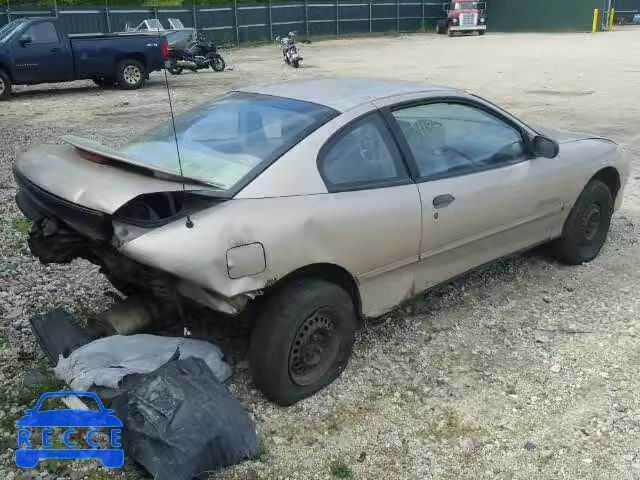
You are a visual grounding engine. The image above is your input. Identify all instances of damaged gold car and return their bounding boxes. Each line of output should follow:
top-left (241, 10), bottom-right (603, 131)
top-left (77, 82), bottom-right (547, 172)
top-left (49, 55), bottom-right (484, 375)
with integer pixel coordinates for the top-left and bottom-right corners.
top-left (14, 78), bottom-right (629, 405)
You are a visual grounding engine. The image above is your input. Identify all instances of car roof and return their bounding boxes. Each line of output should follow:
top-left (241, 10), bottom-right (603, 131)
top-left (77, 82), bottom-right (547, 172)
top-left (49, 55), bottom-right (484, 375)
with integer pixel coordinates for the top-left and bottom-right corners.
top-left (237, 77), bottom-right (456, 112)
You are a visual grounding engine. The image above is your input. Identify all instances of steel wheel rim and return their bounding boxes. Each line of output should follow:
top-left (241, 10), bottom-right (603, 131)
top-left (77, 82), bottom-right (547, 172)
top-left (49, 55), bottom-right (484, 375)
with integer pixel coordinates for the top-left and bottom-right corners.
top-left (0, 77), bottom-right (5, 95)
top-left (123, 65), bottom-right (141, 85)
top-left (288, 308), bottom-right (340, 386)
top-left (582, 203), bottom-right (602, 242)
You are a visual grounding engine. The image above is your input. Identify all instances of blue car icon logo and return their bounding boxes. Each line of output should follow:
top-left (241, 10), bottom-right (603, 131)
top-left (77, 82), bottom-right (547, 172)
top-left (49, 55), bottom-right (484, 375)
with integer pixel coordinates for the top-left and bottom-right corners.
top-left (15, 391), bottom-right (124, 469)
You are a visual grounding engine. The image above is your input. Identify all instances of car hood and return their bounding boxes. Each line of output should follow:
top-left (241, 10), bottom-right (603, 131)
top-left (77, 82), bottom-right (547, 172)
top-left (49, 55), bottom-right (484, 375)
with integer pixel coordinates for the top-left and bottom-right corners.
top-left (530, 124), bottom-right (614, 145)
top-left (14, 141), bottom-right (207, 215)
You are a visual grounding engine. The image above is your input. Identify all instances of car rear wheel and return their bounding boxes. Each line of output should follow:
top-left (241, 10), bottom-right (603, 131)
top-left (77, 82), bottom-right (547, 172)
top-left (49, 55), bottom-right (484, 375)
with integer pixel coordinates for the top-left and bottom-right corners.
top-left (553, 179), bottom-right (613, 265)
top-left (248, 279), bottom-right (357, 406)
top-left (0, 70), bottom-right (11, 101)
top-left (116, 59), bottom-right (146, 90)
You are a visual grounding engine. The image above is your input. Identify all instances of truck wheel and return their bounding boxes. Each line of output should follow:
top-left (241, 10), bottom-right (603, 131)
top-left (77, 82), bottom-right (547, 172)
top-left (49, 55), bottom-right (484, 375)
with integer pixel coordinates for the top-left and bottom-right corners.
top-left (552, 180), bottom-right (613, 265)
top-left (478, 30), bottom-right (486, 35)
top-left (0, 70), bottom-right (11, 101)
top-left (248, 279), bottom-right (357, 406)
top-left (436, 20), bottom-right (447, 34)
top-left (116, 59), bottom-right (145, 90)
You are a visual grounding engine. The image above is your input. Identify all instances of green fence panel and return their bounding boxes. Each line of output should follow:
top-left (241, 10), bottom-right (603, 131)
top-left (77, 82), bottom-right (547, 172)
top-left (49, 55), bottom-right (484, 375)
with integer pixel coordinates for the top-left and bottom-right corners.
top-left (488, 0), bottom-right (600, 32)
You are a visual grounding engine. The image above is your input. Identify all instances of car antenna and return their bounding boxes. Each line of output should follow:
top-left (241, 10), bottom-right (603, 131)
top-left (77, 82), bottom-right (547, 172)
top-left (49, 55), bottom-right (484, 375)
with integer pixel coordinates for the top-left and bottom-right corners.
top-left (162, 67), bottom-right (194, 229)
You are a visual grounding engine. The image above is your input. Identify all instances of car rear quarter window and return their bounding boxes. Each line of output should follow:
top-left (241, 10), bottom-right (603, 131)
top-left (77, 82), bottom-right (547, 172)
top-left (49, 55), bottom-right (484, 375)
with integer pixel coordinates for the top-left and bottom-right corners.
top-left (318, 112), bottom-right (408, 192)
top-left (23, 22), bottom-right (59, 44)
top-left (392, 102), bottom-right (526, 180)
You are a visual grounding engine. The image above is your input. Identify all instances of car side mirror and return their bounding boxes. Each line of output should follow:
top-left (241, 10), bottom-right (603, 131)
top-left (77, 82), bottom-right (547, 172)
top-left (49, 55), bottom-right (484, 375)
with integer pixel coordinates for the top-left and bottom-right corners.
top-left (19, 35), bottom-right (33, 46)
top-left (532, 135), bottom-right (559, 158)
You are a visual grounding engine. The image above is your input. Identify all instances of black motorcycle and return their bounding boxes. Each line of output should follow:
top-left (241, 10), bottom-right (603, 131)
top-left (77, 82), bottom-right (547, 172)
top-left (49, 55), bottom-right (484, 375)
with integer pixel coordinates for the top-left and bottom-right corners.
top-left (167, 35), bottom-right (225, 75)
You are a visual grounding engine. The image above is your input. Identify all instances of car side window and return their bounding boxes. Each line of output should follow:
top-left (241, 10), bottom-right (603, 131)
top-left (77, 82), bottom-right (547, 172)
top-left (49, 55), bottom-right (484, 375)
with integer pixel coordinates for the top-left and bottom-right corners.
top-left (319, 112), bottom-right (408, 190)
top-left (23, 22), bottom-right (59, 44)
top-left (391, 103), bottom-right (526, 180)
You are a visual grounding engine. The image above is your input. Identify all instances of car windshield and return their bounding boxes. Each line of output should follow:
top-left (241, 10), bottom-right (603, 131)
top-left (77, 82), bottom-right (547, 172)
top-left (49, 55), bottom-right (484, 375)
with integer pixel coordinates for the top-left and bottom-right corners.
top-left (120, 92), bottom-right (337, 190)
top-left (455, 2), bottom-right (477, 9)
top-left (0, 19), bottom-right (26, 42)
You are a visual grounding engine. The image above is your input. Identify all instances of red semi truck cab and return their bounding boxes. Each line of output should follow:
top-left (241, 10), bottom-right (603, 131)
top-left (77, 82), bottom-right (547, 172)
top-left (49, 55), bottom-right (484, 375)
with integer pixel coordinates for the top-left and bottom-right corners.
top-left (437, 1), bottom-right (487, 36)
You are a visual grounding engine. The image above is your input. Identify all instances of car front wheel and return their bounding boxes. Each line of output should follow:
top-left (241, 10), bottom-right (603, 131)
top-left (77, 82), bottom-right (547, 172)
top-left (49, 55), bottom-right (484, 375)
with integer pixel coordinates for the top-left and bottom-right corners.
top-left (553, 179), bottom-right (613, 265)
top-left (248, 279), bottom-right (357, 406)
top-left (0, 70), bottom-right (11, 101)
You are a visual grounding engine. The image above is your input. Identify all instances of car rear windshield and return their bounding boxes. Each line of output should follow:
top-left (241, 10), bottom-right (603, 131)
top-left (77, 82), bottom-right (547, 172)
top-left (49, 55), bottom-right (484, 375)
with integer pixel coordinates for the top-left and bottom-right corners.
top-left (120, 92), bottom-right (337, 190)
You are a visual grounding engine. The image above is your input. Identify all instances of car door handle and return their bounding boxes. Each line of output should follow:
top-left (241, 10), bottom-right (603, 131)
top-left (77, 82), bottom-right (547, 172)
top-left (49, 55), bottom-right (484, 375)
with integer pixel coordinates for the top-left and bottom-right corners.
top-left (432, 194), bottom-right (455, 209)
top-left (50, 47), bottom-right (62, 53)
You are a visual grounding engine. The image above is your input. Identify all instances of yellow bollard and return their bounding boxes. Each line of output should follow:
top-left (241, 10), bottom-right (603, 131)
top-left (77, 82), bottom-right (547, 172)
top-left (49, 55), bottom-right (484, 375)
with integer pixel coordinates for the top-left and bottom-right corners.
top-left (593, 8), bottom-right (599, 32)
top-left (609, 8), bottom-right (615, 31)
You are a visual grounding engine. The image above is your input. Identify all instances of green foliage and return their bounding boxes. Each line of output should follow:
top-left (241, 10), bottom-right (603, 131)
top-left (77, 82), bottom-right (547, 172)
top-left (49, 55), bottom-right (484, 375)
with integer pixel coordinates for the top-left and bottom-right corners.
top-left (330, 459), bottom-right (353, 479)
top-left (13, 217), bottom-right (32, 235)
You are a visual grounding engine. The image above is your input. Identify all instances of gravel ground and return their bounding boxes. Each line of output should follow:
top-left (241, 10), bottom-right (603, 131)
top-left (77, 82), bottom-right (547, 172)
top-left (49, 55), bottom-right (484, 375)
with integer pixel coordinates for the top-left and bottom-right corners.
top-left (1, 30), bottom-right (640, 480)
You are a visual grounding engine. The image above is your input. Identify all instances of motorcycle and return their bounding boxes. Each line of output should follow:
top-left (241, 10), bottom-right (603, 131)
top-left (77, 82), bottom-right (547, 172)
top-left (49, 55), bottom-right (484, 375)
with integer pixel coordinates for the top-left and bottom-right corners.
top-left (167, 34), bottom-right (226, 75)
top-left (277, 32), bottom-right (303, 68)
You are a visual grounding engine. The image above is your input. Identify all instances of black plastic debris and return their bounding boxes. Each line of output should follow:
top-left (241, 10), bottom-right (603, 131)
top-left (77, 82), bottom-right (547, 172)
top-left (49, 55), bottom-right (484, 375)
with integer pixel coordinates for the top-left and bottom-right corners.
top-left (30, 308), bottom-right (92, 364)
top-left (111, 357), bottom-right (259, 480)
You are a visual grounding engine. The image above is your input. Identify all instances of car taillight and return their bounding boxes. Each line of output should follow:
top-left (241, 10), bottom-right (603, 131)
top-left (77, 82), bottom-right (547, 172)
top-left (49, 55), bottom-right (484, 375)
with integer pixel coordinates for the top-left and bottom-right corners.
top-left (75, 147), bottom-right (110, 165)
top-left (162, 41), bottom-right (170, 59)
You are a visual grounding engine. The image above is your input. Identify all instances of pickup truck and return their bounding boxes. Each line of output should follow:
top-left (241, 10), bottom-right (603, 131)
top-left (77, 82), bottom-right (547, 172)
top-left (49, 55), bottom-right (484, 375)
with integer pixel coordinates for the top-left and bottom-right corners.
top-left (0, 17), bottom-right (169, 100)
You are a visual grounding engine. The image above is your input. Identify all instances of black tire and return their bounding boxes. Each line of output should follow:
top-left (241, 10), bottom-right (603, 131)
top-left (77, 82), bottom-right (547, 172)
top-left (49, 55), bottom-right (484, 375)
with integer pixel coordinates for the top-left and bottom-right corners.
top-left (292, 59), bottom-right (300, 68)
top-left (248, 279), bottom-right (357, 406)
top-left (478, 30), bottom-right (486, 35)
top-left (211, 55), bottom-right (225, 72)
top-left (0, 70), bottom-right (11, 101)
top-left (436, 20), bottom-right (447, 34)
top-left (116, 59), bottom-right (145, 90)
top-left (168, 66), bottom-right (183, 75)
top-left (553, 180), bottom-right (613, 265)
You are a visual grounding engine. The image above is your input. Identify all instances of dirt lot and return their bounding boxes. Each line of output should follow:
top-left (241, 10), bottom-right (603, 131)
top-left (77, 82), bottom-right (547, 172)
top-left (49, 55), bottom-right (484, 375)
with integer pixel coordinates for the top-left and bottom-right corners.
top-left (1, 30), bottom-right (640, 480)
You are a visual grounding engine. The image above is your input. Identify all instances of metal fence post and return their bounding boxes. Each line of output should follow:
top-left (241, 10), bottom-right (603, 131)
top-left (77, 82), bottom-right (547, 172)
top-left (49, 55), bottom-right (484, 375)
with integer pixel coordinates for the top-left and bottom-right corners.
top-left (192, 1), bottom-right (198, 31)
top-left (233, 0), bottom-right (239, 45)
top-left (336, 0), bottom-right (339, 36)
top-left (396, 0), bottom-right (399, 32)
top-left (369, 1), bottom-right (372, 33)
top-left (268, 0), bottom-right (273, 40)
top-left (304, 0), bottom-right (309, 36)
top-left (421, 0), bottom-right (425, 31)
top-left (104, 0), bottom-right (111, 32)
top-left (6, 0), bottom-right (10, 23)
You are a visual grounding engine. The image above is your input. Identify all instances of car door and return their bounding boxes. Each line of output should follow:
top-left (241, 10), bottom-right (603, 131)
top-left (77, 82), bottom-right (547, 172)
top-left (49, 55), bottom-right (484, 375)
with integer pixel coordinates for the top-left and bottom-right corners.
top-left (12, 21), bottom-right (72, 83)
top-left (382, 98), bottom-right (563, 292)
top-left (315, 111), bottom-right (423, 316)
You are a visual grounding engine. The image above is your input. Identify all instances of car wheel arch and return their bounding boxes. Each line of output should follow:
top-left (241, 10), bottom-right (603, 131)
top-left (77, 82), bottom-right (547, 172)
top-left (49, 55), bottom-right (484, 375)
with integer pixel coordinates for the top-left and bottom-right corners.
top-left (263, 263), bottom-right (362, 320)
top-left (591, 166), bottom-right (621, 202)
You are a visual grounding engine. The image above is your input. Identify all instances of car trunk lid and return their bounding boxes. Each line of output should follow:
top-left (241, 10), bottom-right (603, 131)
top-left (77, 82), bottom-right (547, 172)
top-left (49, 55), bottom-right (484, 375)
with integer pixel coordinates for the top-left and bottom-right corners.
top-left (15, 141), bottom-right (209, 215)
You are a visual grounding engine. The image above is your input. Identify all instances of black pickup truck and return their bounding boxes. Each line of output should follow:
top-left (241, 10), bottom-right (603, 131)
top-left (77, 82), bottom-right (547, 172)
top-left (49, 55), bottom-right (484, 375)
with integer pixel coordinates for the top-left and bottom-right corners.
top-left (0, 17), bottom-right (169, 100)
